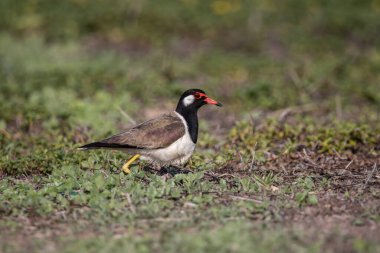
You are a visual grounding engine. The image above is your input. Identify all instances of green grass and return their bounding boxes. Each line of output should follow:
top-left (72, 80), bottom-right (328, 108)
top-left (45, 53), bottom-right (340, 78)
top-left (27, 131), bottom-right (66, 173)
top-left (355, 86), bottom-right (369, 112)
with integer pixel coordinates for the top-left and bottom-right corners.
top-left (5, 221), bottom-right (379, 253)
top-left (1, 1), bottom-right (380, 252)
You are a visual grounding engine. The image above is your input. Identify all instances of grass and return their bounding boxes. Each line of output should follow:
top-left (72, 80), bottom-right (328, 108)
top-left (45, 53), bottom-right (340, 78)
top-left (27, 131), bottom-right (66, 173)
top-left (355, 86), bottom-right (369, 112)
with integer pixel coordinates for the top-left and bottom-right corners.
top-left (1, 1), bottom-right (380, 252)
top-left (0, 222), bottom-right (334, 253)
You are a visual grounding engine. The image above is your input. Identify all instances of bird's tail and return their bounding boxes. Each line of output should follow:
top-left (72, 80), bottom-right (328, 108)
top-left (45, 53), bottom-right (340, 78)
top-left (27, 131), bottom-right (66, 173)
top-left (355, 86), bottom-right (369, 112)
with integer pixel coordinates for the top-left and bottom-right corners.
top-left (78, 142), bottom-right (137, 150)
top-left (78, 142), bottom-right (111, 150)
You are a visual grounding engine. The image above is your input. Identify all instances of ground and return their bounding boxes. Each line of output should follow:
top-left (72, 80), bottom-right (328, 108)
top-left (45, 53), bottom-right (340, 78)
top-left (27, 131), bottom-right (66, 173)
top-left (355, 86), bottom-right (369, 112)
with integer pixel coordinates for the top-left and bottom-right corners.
top-left (1, 1), bottom-right (380, 252)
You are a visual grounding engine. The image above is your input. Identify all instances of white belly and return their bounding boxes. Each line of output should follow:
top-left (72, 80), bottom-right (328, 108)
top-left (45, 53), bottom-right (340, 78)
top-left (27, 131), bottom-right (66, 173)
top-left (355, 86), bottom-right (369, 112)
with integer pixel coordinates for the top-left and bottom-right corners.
top-left (142, 133), bottom-right (195, 165)
top-left (140, 112), bottom-right (196, 166)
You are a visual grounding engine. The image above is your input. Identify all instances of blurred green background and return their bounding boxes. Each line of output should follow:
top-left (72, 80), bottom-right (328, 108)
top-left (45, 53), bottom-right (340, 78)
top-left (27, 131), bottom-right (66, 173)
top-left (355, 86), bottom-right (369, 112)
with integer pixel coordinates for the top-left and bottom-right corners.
top-left (1, 0), bottom-right (380, 120)
top-left (1, 0), bottom-right (379, 173)
top-left (1, 0), bottom-right (379, 175)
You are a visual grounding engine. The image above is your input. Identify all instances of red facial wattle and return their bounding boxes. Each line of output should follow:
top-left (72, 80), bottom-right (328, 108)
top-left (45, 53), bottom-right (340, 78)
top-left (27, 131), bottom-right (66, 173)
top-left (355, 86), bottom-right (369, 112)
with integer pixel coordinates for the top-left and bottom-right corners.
top-left (194, 92), bottom-right (222, 107)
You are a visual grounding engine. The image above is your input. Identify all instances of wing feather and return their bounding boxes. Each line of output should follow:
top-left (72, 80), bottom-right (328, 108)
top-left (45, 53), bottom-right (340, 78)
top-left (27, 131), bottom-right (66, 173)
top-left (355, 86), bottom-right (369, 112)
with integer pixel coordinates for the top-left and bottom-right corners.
top-left (81, 112), bottom-right (185, 150)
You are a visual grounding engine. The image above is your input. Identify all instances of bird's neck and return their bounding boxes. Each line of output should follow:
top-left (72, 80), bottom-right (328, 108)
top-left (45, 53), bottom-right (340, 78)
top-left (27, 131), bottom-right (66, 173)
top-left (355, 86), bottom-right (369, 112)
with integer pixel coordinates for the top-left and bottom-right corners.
top-left (175, 107), bottom-right (198, 144)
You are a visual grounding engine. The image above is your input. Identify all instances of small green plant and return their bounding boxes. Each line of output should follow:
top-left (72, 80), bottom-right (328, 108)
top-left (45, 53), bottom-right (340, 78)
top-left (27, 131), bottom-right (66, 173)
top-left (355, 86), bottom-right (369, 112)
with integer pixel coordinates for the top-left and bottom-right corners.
top-left (294, 177), bottom-right (318, 207)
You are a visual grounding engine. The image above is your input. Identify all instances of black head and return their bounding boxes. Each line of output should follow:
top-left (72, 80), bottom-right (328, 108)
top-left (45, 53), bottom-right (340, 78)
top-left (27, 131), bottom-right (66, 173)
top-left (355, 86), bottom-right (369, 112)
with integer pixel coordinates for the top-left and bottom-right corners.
top-left (175, 89), bottom-right (222, 144)
top-left (175, 89), bottom-right (222, 113)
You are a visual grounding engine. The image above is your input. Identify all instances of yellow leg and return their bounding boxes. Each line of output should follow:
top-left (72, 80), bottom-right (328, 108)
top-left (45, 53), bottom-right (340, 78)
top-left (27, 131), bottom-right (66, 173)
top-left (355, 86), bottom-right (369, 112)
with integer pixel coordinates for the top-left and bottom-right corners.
top-left (122, 154), bottom-right (141, 174)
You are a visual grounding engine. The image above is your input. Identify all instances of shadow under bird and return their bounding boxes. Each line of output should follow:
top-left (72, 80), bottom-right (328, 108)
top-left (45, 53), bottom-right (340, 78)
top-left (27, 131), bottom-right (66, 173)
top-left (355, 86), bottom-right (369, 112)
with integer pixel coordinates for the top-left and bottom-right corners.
top-left (79, 89), bottom-right (222, 173)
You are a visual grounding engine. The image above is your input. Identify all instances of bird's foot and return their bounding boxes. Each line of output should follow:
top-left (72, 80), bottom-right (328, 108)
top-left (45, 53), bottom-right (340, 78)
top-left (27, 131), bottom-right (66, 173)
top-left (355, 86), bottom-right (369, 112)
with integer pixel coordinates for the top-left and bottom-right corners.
top-left (121, 154), bottom-right (140, 174)
top-left (122, 163), bottom-right (131, 174)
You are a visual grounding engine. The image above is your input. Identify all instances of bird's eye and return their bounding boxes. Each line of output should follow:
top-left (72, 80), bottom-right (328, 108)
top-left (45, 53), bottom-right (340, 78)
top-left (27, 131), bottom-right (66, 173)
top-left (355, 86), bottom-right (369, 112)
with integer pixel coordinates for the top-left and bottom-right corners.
top-left (194, 93), bottom-right (201, 99)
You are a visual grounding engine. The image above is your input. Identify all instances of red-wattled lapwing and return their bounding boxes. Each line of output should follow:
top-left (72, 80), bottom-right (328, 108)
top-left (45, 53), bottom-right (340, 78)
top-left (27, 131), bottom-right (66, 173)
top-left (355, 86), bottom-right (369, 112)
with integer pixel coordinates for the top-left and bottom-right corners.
top-left (79, 89), bottom-right (222, 173)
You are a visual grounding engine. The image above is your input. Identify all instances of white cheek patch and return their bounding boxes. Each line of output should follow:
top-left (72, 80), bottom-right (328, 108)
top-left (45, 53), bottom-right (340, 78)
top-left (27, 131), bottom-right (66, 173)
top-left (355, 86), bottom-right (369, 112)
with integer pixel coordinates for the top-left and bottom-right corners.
top-left (183, 95), bottom-right (195, 107)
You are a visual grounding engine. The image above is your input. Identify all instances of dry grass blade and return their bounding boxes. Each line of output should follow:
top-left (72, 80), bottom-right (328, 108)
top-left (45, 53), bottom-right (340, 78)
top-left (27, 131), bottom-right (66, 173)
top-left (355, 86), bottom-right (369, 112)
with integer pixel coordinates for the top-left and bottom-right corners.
top-left (364, 163), bottom-right (378, 187)
top-left (118, 106), bottom-right (137, 125)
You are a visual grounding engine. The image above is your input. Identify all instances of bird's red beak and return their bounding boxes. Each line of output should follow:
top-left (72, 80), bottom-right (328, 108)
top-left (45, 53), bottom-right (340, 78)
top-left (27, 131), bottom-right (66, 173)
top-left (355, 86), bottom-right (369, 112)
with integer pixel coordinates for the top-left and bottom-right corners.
top-left (204, 96), bottom-right (223, 107)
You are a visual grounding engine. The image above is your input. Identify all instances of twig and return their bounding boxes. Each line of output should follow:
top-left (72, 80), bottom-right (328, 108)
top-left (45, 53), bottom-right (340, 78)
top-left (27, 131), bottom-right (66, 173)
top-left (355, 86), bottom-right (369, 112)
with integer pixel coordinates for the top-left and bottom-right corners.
top-left (333, 149), bottom-right (343, 159)
top-left (364, 163), bottom-right (378, 186)
top-left (215, 173), bottom-right (237, 179)
top-left (279, 108), bottom-right (293, 123)
top-left (345, 159), bottom-right (354, 170)
top-left (302, 149), bottom-right (317, 166)
top-left (125, 193), bottom-right (136, 213)
top-left (118, 107), bottom-right (137, 125)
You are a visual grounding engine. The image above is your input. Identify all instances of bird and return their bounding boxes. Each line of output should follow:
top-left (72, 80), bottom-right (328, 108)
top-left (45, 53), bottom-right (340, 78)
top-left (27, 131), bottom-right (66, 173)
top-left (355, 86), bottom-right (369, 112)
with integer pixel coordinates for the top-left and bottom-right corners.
top-left (79, 89), bottom-right (222, 173)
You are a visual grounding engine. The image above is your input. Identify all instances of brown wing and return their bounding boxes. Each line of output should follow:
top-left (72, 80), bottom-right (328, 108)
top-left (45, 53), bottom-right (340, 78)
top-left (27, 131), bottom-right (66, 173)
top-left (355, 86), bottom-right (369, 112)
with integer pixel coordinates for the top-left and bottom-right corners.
top-left (94, 112), bottom-right (185, 150)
